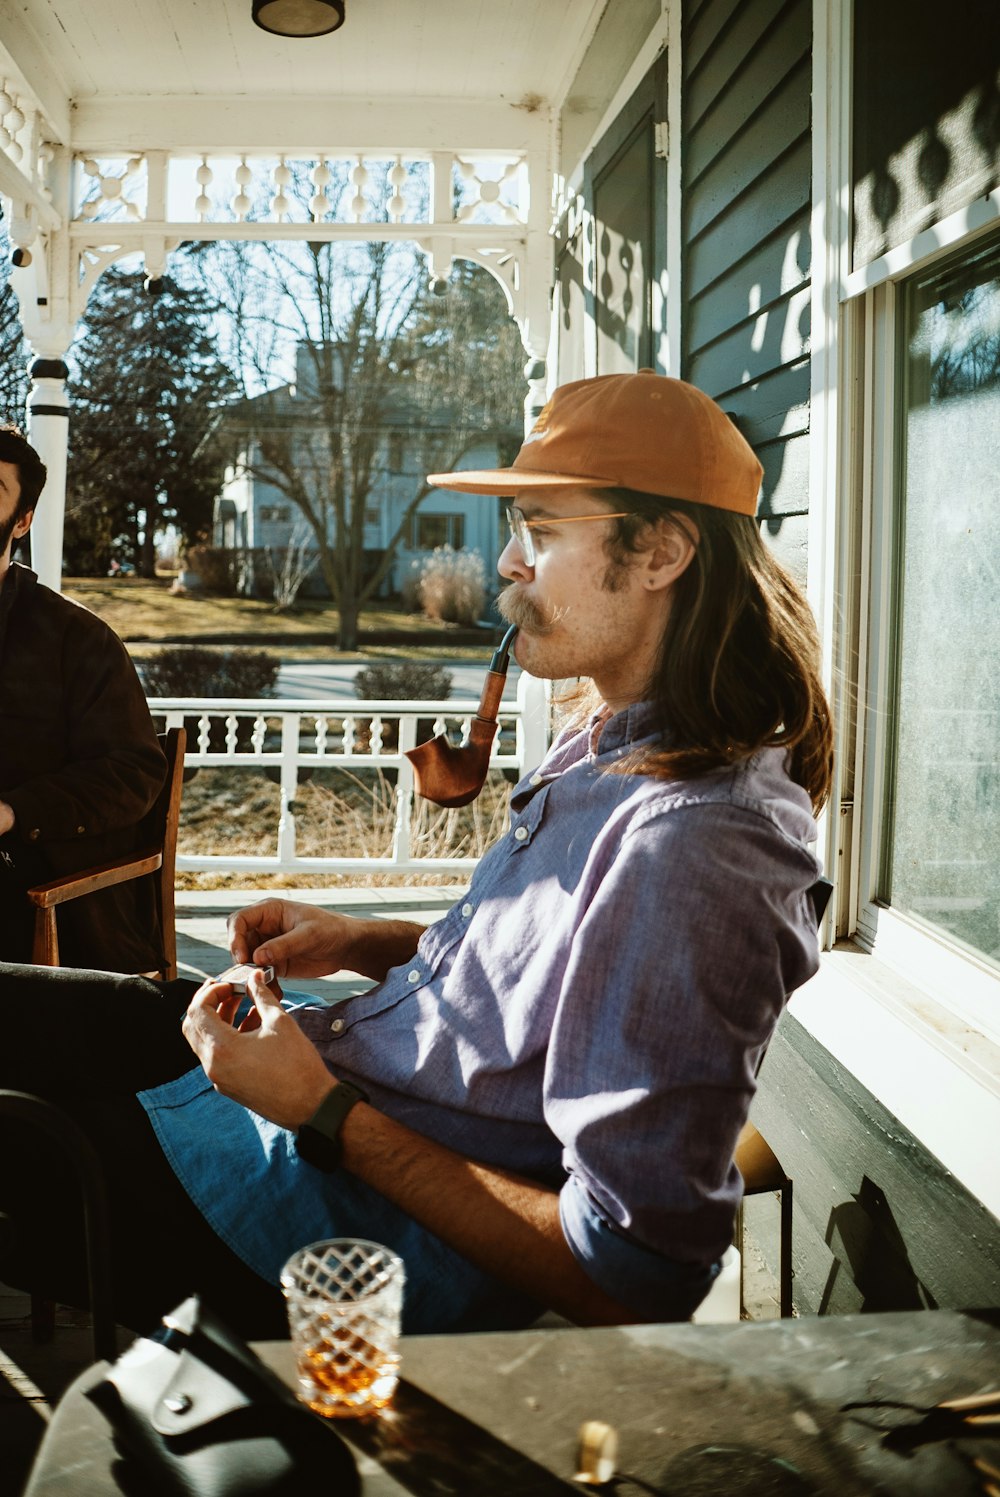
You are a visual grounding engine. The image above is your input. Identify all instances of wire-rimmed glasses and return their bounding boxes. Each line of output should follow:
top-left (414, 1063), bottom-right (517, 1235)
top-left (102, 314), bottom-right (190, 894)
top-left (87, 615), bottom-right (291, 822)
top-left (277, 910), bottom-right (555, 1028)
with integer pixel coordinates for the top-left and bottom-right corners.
top-left (505, 504), bottom-right (631, 566)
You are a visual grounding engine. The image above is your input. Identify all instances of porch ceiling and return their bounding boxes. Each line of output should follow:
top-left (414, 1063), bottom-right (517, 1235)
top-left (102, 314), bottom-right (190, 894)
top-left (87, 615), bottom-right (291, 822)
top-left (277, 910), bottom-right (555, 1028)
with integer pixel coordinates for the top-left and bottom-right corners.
top-left (0, 0), bottom-right (609, 151)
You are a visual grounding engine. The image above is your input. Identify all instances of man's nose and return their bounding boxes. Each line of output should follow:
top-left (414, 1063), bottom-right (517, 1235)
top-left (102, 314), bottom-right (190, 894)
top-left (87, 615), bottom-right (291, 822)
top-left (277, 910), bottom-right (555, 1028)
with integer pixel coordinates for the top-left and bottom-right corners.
top-left (498, 533), bottom-right (533, 581)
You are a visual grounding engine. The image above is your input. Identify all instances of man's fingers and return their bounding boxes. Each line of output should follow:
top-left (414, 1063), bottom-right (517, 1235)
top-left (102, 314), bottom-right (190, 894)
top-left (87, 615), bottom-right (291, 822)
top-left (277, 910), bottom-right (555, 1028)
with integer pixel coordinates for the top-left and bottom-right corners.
top-left (228, 898), bottom-right (292, 963)
top-left (248, 967), bottom-right (282, 1016)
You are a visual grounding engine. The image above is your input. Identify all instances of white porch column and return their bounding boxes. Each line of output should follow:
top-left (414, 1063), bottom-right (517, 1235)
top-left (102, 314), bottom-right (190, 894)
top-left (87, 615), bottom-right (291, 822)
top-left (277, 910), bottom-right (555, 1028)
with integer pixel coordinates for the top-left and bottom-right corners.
top-left (26, 356), bottom-right (70, 590)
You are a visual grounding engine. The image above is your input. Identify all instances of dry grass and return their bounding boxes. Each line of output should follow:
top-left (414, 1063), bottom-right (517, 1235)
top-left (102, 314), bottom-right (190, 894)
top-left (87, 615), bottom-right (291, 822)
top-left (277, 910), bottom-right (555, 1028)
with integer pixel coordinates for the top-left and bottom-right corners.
top-left (65, 576), bottom-right (493, 662)
top-left (175, 766), bottom-right (512, 890)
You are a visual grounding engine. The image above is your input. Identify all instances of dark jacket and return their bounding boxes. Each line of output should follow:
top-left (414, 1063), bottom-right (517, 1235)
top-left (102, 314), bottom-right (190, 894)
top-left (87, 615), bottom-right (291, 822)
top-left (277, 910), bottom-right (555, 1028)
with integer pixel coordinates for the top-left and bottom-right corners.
top-left (0, 564), bottom-right (168, 971)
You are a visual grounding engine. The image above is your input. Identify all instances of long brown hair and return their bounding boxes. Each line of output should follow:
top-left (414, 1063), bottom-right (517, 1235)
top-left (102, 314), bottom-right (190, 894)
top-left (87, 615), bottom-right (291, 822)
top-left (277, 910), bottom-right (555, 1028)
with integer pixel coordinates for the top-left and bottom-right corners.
top-left (596, 488), bottom-right (833, 811)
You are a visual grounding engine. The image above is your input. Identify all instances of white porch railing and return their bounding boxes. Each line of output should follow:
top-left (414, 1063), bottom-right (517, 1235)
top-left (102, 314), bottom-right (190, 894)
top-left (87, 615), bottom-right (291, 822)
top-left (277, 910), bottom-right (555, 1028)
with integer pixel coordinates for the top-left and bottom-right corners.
top-left (149, 672), bottom-right (550, 877)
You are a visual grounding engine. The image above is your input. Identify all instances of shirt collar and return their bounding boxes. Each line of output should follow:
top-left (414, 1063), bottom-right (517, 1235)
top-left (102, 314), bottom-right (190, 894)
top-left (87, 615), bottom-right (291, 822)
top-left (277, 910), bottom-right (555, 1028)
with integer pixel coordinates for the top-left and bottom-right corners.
top-left (586, 700), bottom-right (660, 759)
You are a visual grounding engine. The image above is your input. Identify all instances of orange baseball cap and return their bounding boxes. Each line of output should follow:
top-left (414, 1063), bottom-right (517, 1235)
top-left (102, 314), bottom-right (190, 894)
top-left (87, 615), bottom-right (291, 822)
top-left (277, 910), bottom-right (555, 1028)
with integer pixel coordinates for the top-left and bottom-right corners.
top-left (427, 370), bottom-right (762, 517)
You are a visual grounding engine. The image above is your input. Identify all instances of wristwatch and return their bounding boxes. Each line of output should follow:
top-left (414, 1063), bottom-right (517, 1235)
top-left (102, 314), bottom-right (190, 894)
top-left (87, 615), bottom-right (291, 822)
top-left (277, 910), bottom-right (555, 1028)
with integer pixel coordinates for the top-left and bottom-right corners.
top-left (295, 1080), bottom-right (369, 1172)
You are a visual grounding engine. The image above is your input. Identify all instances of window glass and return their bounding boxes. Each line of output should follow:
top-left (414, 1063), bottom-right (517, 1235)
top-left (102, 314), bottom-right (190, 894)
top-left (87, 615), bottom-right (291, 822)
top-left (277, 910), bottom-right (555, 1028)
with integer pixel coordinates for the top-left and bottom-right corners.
top-left (411, 514), bottom-right (465, 550)
top-left (886, 235), bottom-right (1000, 972)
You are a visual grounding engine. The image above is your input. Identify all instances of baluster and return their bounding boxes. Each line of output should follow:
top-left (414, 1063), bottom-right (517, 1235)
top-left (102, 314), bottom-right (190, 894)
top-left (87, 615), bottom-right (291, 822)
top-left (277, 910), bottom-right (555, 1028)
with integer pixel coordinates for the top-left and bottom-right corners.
top-left (394, 716), bottom-right (418, 865)
top-left (277, 715), bottom-right (299, 864)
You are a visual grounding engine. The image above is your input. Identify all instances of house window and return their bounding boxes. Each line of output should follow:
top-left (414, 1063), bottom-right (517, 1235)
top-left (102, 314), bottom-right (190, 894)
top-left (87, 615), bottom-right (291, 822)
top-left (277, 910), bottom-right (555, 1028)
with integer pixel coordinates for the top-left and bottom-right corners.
top-left (388, 432), bottom-right (405, 472)
top-left (883, 235), bottom-right (1000, 975)
top-left (259, 505), bottom-right (291, 523)
top-left (412, 513), bottom-right (465, 550)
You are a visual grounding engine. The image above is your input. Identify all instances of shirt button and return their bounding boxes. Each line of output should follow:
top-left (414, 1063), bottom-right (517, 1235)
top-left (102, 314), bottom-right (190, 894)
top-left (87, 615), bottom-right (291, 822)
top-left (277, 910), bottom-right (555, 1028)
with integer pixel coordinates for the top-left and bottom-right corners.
top-left (529, 773), bottom-right (542, 786)
top-left (76, 825), bottom-right (86, 835)
top-left (513, 826), bottom-right (529, 842)
top-left (28, 828), bottom-right (40, 841)
top-left (461, 903), bottom-right (473, 918)
top-left (407, 969), bottom-right (421, 983)
top-left (330, 1017), bottom-right (344, 1034)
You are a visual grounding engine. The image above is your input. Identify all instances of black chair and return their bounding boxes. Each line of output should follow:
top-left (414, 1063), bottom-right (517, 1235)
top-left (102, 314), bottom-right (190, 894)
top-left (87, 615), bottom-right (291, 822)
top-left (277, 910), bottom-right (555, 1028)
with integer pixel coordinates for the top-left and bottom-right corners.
top-left (0, 1090), bottom-right (117, 1363)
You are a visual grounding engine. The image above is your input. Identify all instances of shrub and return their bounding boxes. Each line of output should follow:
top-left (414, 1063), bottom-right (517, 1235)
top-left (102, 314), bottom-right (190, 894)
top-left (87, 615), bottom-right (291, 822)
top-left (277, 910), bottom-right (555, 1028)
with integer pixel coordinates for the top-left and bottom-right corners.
top-left (142, 646), bottom-right (280, 698)
top-left (180, 545), bottom-right (237, 595)
top-left (353, 661), bottom-right (453, 701)
top-left (353, 661), bottom-right (453, 752)
top-left (417, 546), bottom-right (486, 627)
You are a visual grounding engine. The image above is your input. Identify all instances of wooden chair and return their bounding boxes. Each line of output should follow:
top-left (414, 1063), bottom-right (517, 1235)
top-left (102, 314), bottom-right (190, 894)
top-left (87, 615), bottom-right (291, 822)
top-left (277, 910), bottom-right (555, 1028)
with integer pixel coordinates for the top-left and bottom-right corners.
top-left (735, 875), bottom-right (834, 1318)
top-left (26, 727), bottom-right (186, 981)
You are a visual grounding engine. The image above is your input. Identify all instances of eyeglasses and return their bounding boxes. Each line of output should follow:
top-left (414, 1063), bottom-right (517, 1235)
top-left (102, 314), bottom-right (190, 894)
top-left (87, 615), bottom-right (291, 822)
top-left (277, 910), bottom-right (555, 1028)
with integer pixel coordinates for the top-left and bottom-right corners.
top-left (505, 504), bottom-right (631, 567)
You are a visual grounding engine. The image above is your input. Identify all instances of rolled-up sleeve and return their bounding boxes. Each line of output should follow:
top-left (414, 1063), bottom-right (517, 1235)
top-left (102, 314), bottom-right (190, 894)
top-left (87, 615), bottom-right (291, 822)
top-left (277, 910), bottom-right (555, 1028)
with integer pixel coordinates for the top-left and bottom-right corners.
top-left (546, 799), bottom-right (820, 1306)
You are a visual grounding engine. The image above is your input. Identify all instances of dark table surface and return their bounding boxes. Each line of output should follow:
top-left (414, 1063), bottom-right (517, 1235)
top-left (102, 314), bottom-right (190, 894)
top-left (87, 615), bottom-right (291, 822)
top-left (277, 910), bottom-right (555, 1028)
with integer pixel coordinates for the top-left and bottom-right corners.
top-left (24, 1308), bottom-right (1000, 1496)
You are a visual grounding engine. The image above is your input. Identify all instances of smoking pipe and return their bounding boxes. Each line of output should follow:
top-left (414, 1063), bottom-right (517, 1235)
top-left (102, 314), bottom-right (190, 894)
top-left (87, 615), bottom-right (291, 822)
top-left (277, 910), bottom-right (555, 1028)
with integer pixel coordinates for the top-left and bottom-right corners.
top-left (405, 624), bottom-right (518, 807)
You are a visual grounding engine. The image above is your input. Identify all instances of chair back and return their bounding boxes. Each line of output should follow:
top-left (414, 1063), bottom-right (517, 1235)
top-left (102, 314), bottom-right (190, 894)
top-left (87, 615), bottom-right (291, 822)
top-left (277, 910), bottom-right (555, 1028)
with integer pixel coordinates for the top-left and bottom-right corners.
top-left (145, 726), bottom-right (186, 980)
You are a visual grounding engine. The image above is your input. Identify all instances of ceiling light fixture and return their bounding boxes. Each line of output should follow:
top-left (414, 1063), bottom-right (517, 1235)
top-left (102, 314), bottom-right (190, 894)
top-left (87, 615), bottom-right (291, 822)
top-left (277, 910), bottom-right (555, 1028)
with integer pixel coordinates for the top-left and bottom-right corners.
top-left (251, 0), bottom-right (345, 38)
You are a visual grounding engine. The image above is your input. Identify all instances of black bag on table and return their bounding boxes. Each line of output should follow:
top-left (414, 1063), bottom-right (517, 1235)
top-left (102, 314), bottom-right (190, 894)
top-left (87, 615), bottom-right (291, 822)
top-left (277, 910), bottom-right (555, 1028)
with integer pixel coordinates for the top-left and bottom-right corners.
top-left (86, 1293), bottom-right (360, 1497)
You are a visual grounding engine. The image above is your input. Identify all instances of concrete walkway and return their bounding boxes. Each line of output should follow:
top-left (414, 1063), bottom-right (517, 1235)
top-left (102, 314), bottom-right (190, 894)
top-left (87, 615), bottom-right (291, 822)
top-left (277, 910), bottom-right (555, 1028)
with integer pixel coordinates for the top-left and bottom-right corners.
top-left (275, 658), bottom-right (521, 701)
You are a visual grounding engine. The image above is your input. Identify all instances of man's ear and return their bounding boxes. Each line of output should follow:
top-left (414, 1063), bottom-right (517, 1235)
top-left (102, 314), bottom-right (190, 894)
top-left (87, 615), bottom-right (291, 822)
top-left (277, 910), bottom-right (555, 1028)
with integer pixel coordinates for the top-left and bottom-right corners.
top-left (13, 508), bottom-right (34, 540)
top-left (641, 514), bottom-right (699, 593)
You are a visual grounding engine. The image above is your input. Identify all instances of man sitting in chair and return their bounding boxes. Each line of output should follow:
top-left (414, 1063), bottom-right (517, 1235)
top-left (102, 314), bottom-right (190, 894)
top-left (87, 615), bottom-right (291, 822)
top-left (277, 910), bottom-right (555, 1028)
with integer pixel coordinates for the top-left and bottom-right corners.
top-left (0, 424), bottom-right (167, 969)
top-left (1, 374), bottom-right (832, 1335)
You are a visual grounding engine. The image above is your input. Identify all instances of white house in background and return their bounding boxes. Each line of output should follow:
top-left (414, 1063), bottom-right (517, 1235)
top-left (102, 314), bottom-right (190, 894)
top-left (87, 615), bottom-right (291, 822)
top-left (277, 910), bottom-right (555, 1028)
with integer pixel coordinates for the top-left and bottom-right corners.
top-left (214, 342), bottom-right (516, 598)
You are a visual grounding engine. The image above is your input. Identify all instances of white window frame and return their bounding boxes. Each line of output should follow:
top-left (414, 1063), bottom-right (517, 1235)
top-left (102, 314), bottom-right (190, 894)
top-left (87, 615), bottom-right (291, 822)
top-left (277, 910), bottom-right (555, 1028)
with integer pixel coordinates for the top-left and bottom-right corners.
top-left (851, 258), bottom-right (1000, 1044)
top-left (798, 0), bottom-right (1000, 1218)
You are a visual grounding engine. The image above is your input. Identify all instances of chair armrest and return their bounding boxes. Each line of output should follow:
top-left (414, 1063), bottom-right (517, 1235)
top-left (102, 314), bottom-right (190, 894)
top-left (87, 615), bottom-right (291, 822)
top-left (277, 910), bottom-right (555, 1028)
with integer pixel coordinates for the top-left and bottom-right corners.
top-left (27, 848), bottom-right (163, 908)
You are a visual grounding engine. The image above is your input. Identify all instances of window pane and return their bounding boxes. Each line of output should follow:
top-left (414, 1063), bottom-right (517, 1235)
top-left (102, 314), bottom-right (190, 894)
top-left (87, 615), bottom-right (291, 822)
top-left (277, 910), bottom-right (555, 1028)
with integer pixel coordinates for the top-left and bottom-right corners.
top-left (413, 514), bottom-right (450, 549)
top-left (887, 236), bottom-right (1000, 971)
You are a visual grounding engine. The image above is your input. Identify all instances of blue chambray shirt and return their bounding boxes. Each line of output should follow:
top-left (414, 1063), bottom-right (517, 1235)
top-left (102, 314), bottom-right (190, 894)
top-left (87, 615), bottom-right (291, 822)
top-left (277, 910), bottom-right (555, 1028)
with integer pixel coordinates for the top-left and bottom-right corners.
top-left (140, 701), bottom-right (821, 1319)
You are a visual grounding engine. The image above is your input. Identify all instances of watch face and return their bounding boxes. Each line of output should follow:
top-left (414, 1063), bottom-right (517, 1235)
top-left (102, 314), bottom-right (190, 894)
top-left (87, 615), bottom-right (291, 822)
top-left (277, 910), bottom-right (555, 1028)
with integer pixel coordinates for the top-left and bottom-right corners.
top-left (296, 1121), bottom-right (341, 1172)
top-left (294, 1082), bottom-right (368, 1173)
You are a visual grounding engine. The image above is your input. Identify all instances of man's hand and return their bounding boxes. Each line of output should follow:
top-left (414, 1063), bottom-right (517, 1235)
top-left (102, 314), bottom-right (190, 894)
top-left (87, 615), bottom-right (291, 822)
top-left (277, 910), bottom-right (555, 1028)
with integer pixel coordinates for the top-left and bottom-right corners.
top-left (0, 800), bottom-right (15, 837)
top-left (181, 968), bottom-right (334, 1129)
top-left (228, 898), bottom-right (425, 983)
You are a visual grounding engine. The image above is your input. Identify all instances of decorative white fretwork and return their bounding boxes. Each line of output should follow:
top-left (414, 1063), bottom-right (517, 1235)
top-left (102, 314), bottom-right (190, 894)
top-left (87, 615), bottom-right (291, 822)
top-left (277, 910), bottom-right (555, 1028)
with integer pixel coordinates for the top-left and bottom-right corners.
top-left (232, 158), bottom-right (253, 221)
top-left (349, 157), bottom-right (369, 222)
top-left (64, 151), bottom-right (527, 231)
top-left (78, 155), bottom-right (144, 221)
top-left (311, 157), bottom-right (331, 222)
top-left (195, 157), bottom-right (213, 220)
top-left (0, 81), bottom-right (26, 165)
top-left (455, 157), bottom-right (526, 226)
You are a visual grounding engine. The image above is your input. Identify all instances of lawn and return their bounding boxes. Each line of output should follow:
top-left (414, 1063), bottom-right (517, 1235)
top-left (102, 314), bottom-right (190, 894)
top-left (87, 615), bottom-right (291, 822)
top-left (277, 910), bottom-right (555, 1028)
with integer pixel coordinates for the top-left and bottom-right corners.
top-left (64, 576), bottom-right (497, 662)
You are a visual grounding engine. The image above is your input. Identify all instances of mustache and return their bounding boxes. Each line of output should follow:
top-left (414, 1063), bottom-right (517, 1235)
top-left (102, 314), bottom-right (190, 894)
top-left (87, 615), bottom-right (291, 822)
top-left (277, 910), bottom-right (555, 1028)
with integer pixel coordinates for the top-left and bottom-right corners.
top-left (496, 585), bottom-right (556, 635)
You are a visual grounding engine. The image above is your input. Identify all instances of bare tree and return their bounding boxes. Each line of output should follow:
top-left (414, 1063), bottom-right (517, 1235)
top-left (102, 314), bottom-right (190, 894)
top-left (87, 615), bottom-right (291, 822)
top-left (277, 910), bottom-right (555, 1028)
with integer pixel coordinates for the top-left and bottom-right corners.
top-left (198, 172), bottom-right (523, 649)
top-left (267, 517), bottom-right (316, 610)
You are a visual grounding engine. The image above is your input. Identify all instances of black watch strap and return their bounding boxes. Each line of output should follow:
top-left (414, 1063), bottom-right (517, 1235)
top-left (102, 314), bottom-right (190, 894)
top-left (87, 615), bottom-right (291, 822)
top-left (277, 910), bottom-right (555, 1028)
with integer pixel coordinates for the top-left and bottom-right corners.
top-left (295, 1080), bottom-right (370, 1173)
